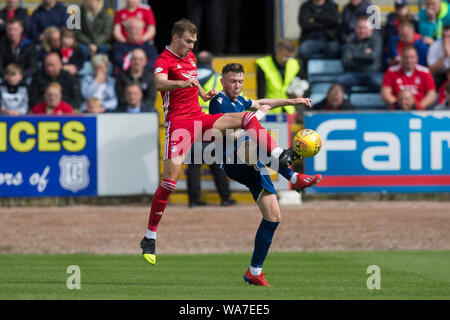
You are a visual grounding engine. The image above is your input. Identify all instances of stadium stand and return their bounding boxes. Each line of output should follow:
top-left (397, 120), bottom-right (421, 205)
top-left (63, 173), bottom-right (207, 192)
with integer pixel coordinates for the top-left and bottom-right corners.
top-left (307, 59), bottom-right (344, 84)
top-left (350, 92), bottom-right (387, 110)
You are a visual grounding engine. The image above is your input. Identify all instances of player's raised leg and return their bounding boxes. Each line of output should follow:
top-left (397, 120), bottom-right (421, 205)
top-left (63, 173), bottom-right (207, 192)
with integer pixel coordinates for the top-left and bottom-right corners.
top-left (141, 155), bottom-right (185, 264)
top-left (212, 112), bottom-right (295, 167)
top-left (244, 190), bottom-right (280, 287)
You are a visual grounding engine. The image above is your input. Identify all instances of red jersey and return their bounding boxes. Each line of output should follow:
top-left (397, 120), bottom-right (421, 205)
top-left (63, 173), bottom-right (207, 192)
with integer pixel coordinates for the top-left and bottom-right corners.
top-left (114, 5), bottom-right (156, 40)
top-left (31, 101), bottom-right (74, 114)
top-left (382, 64), bottom-right (435, 109)
top-left (438, 80), bottom-right (448, 104)
top-left (153, 47), bottom-right (202, 122)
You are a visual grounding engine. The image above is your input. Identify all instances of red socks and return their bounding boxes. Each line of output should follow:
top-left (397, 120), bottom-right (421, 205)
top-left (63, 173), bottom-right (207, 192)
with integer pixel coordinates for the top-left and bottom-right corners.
top-left (147, 179), bottom-right (176, 232)
top-left (241, 112), bottom-right (278, 154)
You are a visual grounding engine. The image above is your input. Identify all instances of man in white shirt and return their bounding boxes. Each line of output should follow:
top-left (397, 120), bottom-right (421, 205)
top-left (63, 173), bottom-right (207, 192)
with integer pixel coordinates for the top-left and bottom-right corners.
top-left (427, 25), bottom-right (450, 87)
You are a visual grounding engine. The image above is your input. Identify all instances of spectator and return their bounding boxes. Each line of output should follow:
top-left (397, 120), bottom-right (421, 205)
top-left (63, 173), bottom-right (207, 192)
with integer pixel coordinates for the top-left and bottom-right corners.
top-left (418, 0), bottom-right (450, 45)
top-left (31, 82), bottom-right (73, 114)
top-left (30, 0), bottom-right (68, 40)
top-left (427, 25), bottom-right (450, 87)
top-left (255, 39), bottom-right (302, 114)
top-left (435, 80), bottom-right (450, 109)
top-left (115, 48), bottom-right (156, 112)
top-left (75, 0), bottom-right (112, 60)
top-left (381, 46), bottom-right (436, 110)
top-left (0, 18), bottom-right (38, 81)
top-left (0, 63), bottom-right (28, 115)
top-left (340, 0), bottom-right (372, 43)
top-left (122, 82), bottom-right (155, 113)
top-left (338, 16), bottom-right (383, 93)
top-left (197, 50), bottom-right (223, 113)
top-left (187, 0), bottom-right (224, 55)
top-left (38, 26), bottom-right (61, 61)
top-left (80, 54), bottom-right (117, 112)
top-left (29, 52), bottom-right (82, 109)
top-left (312, 83), bottom-right (355, 111)
top-left (60, 27), bottom-right (85, 75)
top-left (112, 17), bottom-right (158, 72)
top-left (0, 0), bottom-right (31, 37)
top-left (385, 21), bottom-right (429, 67)
top-left (187, 50), bottom-right (235, 208)
top-left (437, 68), bottom-right (450, 104)
top-left (384, 0), bottom-right (419, 45)
top-left (391, 89), bottom-right (417, 110)
top-left (39, 27), bottom-right (85, 75)
top-left (84, 97), bottom-right (106, 113)
top-left (113, 0), bottom-right (156, 44)
top-left (297, 0), bottom-right (340, 62)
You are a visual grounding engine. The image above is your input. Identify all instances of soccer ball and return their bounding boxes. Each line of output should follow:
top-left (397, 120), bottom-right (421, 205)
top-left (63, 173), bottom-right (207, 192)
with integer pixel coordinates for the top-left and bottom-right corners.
top-left (293, 129), bottom-right (322, 158)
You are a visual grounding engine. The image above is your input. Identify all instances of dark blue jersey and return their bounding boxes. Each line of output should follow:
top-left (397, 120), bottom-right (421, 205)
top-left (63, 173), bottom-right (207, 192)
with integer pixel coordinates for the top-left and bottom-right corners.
top-left (209, 91), bottom-right (253, 114)
top-left (209, 91), bottom-right (254, 164)
top-left (209, 91), bottom-right (276, 200)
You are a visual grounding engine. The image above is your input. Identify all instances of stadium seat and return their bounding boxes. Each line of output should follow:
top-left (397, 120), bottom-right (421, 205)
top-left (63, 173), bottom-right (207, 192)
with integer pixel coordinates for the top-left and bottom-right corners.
top-left (350, 93), bottom-right (387, 110)
top-left (310, 82), bottom-right (333, 94)
top-left (307, 59), bottom-right (343, 83)
top-left (310, 92), bottom-right (326, 105)
top-left (350, 85), bottom-right (371, 93)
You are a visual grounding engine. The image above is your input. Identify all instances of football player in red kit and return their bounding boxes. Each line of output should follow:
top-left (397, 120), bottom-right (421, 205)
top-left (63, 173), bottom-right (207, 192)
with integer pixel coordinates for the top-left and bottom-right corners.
top-left (140, 19), bottom-right (296, 265)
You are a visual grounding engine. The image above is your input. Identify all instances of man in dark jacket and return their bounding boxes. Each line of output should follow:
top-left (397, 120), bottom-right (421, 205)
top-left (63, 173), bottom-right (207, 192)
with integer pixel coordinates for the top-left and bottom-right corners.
top-left (337, 15), bottom-right (383, 93)
top-left (29, 0), bottom-right (68, 40)
top-left (75, 0), bottom-right (112, 60)
top-left (0, 18), bottom-right (38, 81)
top-left (115, 48), bottom-right (156, 112)
top-left (298, 0), bottom-right (340, 61)
top-left (340, 0), bottom-right (372, 43)
top-left (29, 52), bottom-right (82, 109)
top-left (0, 0), bottom-right (31, 37)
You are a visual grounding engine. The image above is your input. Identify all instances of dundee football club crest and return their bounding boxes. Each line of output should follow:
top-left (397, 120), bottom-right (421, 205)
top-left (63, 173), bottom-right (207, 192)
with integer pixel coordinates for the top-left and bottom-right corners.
top-left (59, 155), bottom-right (90, 193)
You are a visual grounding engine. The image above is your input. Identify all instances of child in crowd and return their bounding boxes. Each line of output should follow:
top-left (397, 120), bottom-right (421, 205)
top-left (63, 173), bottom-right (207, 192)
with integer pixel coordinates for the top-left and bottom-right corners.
top-left (0, 63), bottom-right (29, 115)
top-left (60, 27), bottom-right (85, 75)
top-left (85, 97), bottom-right (106, 113)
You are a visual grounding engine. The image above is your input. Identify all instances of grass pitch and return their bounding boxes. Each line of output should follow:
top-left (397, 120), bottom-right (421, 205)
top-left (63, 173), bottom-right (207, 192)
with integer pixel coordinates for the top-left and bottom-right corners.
top-left (0, 251), bottom-right (448, 300)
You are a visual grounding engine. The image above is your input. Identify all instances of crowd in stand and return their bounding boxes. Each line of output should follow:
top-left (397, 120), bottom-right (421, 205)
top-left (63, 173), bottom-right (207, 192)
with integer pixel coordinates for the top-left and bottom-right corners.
top-left (1, 0), bottom-right (450, 116)
top-left (298, 0), bottom-right (450, 111)
top-left (0, 0), bottom-right (157, 115)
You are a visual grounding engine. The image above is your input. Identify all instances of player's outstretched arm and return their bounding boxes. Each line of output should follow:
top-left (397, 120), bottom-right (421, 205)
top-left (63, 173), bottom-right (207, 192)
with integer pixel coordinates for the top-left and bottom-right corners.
top-left (154, 73), bottom-right (197, 92)
top-left (195, 80), bottom-right (218, 102)
top-left (253, 97), bottom-right (313, 110)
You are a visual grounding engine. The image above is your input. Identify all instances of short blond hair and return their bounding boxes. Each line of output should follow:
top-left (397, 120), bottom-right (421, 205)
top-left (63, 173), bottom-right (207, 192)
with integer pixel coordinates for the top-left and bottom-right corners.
top-left (91, 54), bottom-right (109, 69)
top-left (87, 97), bottom-right (102, 106)
top-left (45, 82), bottom-right (62, 93)
top-left (5, 63), bottom-right (22, 75)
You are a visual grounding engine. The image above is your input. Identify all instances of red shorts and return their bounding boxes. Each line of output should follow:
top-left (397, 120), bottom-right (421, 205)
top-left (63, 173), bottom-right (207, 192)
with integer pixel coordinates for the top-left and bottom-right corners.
top-left (163, 113), bottom-right (224, 160)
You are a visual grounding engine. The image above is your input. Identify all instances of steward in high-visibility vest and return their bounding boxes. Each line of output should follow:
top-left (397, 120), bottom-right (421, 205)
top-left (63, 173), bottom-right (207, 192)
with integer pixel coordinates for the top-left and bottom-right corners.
top-left (255, 55), bottom-right (300, 114)
top-left (255, 40), bottom-right (302, 114)
top-left (198, 72), bottom-right (222, 114)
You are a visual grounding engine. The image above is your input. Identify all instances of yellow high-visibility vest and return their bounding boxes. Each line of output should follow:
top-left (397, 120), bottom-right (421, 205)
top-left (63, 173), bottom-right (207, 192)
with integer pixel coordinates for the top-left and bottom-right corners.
top-left (255, 55), bottom-right (300, 114)
top-left (199, 73), bottom-right (222, 114)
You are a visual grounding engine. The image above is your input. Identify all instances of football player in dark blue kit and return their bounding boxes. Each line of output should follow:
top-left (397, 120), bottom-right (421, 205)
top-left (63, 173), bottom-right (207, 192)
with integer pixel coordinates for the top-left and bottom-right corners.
top-left (209, 63), bottom-right (322, 286)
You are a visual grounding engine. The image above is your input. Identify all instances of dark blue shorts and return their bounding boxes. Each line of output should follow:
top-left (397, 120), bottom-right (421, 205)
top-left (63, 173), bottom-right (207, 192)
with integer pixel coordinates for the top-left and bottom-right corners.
top-left (222, 161), bottom-right (276, 202)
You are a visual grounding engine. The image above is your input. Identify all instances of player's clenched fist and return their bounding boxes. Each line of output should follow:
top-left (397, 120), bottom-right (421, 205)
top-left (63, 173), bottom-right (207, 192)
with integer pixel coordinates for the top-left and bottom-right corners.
top-left (180, 78), bottom-right (199, 88)
top-left (203, 89), bottom-right (218, 102)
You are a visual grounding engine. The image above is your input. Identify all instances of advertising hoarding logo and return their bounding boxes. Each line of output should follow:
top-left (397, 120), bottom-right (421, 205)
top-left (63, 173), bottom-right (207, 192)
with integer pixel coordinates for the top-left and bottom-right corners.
top-left (59, 155), bottom-right (90, 193)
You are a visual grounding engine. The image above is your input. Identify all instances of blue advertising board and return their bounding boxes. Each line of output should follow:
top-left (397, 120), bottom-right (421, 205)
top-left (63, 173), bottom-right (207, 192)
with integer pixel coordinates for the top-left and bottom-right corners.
top-left (0, 116), bottom-right (97, 196)
top-left (304, 111), bottom-right (450, 193)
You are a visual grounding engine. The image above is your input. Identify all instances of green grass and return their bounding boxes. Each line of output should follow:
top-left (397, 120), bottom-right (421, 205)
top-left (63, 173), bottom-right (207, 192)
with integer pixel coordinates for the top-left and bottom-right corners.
top-left (0, 251), bottom-right (448, 300)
